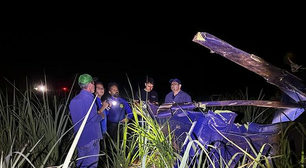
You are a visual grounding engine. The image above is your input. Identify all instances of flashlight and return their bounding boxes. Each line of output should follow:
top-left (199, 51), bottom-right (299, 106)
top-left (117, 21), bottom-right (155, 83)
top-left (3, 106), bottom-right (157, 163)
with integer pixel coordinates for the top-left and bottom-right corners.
top-left (111, 100), bottom-right (117, 106)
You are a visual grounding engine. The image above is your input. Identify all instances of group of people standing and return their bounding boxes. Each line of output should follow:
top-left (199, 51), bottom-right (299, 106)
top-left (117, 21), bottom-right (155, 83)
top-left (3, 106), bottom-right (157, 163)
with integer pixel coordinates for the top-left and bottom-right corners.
top-left (68, 73), bottom-right (192, 167)
top-left (135, 77), bottom-right (192, 104)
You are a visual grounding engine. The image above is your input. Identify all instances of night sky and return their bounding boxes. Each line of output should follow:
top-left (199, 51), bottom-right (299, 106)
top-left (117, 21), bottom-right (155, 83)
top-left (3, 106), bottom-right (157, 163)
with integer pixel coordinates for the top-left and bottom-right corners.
top-left (1, 4), bottom-right (305, 102)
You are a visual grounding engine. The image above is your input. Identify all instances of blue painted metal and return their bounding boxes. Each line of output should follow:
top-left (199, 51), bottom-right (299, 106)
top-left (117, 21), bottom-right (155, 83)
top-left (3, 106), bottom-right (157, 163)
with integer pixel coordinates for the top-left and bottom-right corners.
top-left (152, 104), bottom-right (284, 167)
top-left (192, 32), bottom-right (306, 123)
top-left (149, 32), bottom-right (306, 167)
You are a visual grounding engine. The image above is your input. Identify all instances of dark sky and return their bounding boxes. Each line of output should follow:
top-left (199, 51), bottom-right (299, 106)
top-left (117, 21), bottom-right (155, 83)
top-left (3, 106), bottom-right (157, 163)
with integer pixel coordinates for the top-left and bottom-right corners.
top-left (1, 4), bottom-right (305, 101)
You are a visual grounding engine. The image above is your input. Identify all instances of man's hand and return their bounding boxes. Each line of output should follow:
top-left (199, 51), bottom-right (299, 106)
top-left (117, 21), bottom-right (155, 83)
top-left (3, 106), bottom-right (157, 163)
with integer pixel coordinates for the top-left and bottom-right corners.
top-left (120, 118), bottom-right (129, 123)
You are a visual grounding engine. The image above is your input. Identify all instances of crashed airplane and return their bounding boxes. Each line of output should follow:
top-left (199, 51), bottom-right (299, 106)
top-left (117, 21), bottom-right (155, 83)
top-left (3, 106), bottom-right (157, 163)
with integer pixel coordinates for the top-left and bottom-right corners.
top-left (146, 32), bottom-right (306, 167)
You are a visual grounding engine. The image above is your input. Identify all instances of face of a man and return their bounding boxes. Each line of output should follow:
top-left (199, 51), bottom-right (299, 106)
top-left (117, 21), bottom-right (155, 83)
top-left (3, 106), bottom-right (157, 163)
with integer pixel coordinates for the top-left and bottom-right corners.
top-left (89, 81), bottom-right (95, 93)
top-left (145, 82), bottom-right (154, 92)
top-left (109, 85), bottom-right (119, 97)
top-left (170, 82), bottom-right (181, 92)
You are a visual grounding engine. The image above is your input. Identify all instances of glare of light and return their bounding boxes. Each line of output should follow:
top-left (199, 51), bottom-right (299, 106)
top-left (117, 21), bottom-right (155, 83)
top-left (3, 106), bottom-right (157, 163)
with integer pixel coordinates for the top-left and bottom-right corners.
top-left (34, 85), bottom-right (47, 92)
top-left (111, 101), bottom-right (117, 106)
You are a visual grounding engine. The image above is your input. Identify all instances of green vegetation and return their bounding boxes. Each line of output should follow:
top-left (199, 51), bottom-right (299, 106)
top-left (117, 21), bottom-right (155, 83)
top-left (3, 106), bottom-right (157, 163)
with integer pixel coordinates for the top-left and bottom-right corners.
top-left (0, 78), bottom-right (305, 167)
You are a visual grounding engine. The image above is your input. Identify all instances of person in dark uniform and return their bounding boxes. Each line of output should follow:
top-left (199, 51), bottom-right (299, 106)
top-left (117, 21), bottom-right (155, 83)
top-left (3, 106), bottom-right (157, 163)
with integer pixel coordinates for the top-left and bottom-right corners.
top-left (135, 77), bottom-right (159, 105)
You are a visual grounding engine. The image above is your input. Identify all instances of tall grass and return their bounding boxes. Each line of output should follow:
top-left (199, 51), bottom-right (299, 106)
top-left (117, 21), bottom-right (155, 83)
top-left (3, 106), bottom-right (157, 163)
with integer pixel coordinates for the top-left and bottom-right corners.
top-left (129, 101), bottom-right (178, 167)
top-left (274, 122), bottom-right (306, 167)
top-left (1, 77), bottom-right (305, 167)
top-left (0, 77), bottom-right (72, 167)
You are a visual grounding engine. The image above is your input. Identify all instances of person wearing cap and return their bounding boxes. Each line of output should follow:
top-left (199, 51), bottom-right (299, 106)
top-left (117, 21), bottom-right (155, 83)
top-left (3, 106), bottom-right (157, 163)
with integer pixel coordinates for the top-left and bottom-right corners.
top-left (69, 73), bottom-right (103, 167)
top-left (135, 77), bottom-right (159, 105)
top-left (164, 78), bottom-right (192, 104)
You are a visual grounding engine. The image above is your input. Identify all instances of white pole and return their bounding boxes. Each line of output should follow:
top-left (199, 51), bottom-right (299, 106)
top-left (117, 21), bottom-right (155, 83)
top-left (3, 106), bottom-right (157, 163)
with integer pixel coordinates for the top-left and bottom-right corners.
top-left (62, 94), bottom-right (97, 168)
